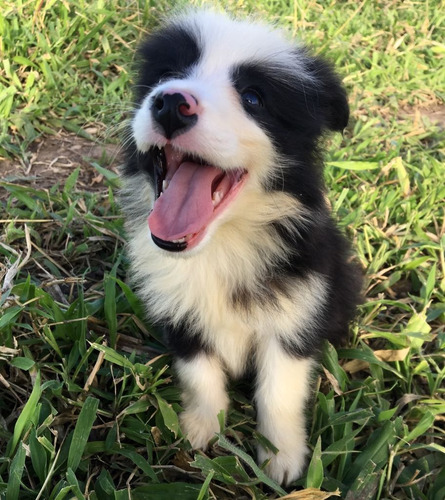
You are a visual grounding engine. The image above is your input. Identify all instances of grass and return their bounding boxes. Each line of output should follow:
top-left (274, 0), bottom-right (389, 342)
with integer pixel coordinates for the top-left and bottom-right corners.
top-left (0, 0), bottom-right (444, 498)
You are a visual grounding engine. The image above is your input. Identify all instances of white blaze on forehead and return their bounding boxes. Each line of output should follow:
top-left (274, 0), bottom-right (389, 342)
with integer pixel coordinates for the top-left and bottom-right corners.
top-left (176, 10), bottom-right (307, 76)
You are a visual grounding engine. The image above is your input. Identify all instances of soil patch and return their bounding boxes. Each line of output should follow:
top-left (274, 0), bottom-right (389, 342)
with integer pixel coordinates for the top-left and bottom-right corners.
top-left (401, 103), bottom-right (445, 128)
top-left (0, 132), bottom-right (122, 199)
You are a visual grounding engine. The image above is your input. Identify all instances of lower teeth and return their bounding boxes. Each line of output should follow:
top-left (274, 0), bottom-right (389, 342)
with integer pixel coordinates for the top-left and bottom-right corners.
top-left (212, 191), bottom-right (223, 206)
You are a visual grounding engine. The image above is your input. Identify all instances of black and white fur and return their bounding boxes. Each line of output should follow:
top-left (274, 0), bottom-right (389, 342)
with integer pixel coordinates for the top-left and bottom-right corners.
top-left (121, 10), bottom-right (362, 485)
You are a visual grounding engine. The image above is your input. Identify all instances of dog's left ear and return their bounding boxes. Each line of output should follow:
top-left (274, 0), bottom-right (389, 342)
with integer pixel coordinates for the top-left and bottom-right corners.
top-left (306, 55), bottom-right (350, 133)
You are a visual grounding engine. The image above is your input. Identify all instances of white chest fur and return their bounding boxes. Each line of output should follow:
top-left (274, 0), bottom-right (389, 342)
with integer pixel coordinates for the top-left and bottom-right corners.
top-left (127, 209), bottom-right (327, 378)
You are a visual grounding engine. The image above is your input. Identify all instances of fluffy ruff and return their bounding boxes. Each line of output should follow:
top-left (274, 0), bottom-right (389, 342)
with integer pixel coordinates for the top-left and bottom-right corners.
top-left (121, 10), bottom-right (362, 485)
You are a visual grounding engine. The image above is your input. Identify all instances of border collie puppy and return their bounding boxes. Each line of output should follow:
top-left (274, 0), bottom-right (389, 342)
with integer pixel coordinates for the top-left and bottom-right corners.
top-left (121, 10), bottom-right (362, 485)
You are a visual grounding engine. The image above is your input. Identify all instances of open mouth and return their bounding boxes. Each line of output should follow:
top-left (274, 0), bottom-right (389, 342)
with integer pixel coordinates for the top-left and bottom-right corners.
top-left (148, 145), bottom-right (248, 252)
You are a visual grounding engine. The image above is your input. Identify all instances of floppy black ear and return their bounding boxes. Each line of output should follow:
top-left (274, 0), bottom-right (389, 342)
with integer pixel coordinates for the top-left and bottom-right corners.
top-left (306, 55), bottom-right (350, 132)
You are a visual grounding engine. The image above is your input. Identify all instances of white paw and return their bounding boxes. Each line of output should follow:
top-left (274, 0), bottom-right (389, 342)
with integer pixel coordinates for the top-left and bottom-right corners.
top-left (258, 443), bottom-right (309, 485)
top-left (180, 409), bottom-right (219, 449)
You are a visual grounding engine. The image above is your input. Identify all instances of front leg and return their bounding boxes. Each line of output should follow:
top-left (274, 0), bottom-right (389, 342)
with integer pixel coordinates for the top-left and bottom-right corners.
top-left (255, 337), bottom-right (315, 485)
top-left (176, 353), bottom-right (229, 449)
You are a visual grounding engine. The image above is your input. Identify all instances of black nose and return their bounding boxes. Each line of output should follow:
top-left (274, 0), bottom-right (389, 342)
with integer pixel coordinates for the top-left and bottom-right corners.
top-left (151, 92), bottom-right (198, 139)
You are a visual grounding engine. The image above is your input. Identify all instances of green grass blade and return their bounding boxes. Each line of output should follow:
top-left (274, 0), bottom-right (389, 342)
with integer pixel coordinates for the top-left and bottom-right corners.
top-left (155, 394), bottom-right (180, 438)
top-left (404, 411), bottom-right (435, 442)
top-left (7, 371), bottom-right (41, 457)
top-left (10, 357), bottom-right (35, 371)
top-left (65, 468), bottom-right (85, 499)
top-left (196, 469), bottom-right (215, 500)
top-left (217, 434), bottom-right (287, 496)
top-left (67, 397), bottom-right (99, 472)
top-left (104, 264), bottom-right (119, 348)
top-left (52, 485), bottom-right (76, 500)
top-left (345, 418), bottom-right (402, 483)
top-left (6, 443), bottom-right (26, 500)
top-left (131, 483), bottom-right (203, 500)
top-left (344, 460), bottom-right (379, 500)
top-left (90, 343), bottom-right (134, 369)
top-left (63, 167), bottom-right (80, 194)
top-left (0, 306), bottom-right (23, 329)
top-left (326, 161), bottom-right (380, 170)
top-left (29, 429), bottom-right (48, 483)
top-left (306, 436), bottom-right (323, 488)
top-left (112, 447), bottom-right (158, 482)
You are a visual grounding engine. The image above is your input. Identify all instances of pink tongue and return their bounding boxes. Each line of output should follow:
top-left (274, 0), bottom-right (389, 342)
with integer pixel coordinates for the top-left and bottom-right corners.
top-left (148, 162), bottom-right (223, 241)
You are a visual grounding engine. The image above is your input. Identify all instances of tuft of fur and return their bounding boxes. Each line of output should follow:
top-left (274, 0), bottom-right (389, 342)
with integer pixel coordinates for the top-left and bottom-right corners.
top-left (121, 10), bottom-right (362, 485)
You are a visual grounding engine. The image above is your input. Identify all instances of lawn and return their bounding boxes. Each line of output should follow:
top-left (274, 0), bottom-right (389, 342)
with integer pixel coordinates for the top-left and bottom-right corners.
top-left (0, 0), bottom-right (444, 499)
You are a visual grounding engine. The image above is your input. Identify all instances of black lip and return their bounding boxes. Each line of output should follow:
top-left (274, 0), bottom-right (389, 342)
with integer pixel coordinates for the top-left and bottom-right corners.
top-left (151, 233), bottom-right (187, 252)
top-left (153, 147), bottom-right (166, 198)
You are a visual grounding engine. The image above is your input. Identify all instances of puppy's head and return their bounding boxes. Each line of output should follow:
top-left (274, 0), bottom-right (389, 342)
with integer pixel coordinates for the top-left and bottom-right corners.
top-left (126, 10), bottom-right (348, 253)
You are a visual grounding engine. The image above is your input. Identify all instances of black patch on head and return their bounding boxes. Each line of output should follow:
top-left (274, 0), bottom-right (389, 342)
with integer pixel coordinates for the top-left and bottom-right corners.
top-left (232, 53), bottom-right (349, 135)
top-left (134, 24), bottom-right (201, 103)
top-left (123, 23), bottom-right (201, 179)
top-left (231, 53), bottom-right (349, 209)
